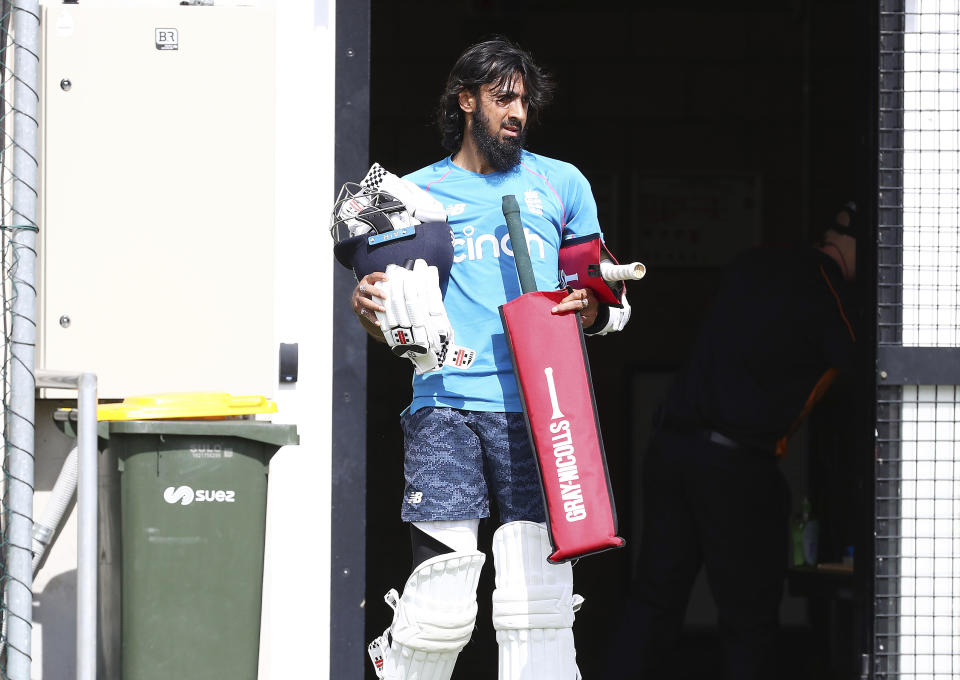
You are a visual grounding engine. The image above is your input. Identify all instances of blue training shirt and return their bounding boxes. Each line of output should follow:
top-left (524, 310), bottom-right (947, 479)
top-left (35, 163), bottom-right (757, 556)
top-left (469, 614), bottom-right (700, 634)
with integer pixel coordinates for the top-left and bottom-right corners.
top-left (403, 150), bottom-right (602, 414)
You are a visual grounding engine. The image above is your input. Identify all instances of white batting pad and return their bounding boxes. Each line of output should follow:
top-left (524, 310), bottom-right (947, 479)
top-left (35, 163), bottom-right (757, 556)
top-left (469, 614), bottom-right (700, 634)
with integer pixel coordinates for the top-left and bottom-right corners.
top-left (368, 550), bottom-right (486, 680)
top-left (492, 521), bottom-right (583, 680)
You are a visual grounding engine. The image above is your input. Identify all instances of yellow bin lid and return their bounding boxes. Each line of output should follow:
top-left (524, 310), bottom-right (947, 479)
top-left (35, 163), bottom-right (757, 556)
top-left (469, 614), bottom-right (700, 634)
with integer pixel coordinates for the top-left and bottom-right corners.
top-left (96, 392), bottom-right (278, 421)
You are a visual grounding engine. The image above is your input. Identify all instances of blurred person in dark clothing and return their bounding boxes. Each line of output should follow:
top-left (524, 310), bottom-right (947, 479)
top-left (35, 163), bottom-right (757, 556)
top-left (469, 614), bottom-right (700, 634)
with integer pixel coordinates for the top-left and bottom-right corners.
top-left (610, 202), bottom-right (859, 679)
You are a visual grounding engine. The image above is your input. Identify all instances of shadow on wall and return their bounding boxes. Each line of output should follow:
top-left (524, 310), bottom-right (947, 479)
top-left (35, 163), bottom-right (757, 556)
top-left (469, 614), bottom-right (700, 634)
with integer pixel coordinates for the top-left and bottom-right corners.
top-left (33, 568), bottom-right (78, 680)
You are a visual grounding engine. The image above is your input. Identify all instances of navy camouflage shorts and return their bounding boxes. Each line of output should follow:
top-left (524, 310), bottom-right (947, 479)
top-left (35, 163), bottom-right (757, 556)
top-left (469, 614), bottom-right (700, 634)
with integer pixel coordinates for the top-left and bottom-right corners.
top-left (399, 407), bottom-right (546, 523)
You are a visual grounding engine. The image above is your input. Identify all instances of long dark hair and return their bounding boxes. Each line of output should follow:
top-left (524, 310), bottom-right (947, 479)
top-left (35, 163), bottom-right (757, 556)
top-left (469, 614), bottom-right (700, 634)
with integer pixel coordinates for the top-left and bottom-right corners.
top-left (437, 37), bottom-right (556, 153)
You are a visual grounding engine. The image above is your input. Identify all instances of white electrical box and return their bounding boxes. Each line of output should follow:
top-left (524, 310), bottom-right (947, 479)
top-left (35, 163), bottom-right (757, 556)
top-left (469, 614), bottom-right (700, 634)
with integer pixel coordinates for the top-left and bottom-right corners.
top-left (39, 5), bottom-right (276, 398)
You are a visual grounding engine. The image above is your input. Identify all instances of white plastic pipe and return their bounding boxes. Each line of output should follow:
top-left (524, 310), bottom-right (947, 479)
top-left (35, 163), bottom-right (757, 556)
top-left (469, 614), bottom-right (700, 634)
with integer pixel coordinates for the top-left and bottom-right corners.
top-left (32, 446), bottom-right (78, 573)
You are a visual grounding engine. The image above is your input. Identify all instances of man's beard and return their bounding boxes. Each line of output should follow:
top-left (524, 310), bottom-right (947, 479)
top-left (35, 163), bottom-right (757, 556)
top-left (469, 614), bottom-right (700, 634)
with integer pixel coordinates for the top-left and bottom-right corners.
top-left (471, 105), bottom-right (526, 172)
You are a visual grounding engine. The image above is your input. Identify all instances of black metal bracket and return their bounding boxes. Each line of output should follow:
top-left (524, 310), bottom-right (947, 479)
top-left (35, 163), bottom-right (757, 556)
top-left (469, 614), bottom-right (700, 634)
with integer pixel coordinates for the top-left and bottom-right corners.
top-left (877, 346), bottom-right (960, 385)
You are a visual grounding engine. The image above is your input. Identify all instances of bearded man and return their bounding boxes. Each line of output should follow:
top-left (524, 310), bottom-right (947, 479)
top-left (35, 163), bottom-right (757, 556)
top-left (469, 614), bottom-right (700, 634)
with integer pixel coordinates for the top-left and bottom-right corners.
top-left (351, 36), bottom-right (630, 680)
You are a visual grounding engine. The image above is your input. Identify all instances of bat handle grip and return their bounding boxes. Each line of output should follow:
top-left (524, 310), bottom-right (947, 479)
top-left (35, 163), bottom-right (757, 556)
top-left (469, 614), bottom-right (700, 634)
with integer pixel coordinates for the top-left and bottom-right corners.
top-left (502, 195), bottom-right (538, 294)
top-left (599, 260), bottom-right (646, 281)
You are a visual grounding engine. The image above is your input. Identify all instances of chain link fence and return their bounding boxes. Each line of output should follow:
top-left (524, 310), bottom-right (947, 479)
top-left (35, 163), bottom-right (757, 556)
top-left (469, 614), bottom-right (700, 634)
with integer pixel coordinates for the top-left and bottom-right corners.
top-left (0, 1), bottom-right (40, 678)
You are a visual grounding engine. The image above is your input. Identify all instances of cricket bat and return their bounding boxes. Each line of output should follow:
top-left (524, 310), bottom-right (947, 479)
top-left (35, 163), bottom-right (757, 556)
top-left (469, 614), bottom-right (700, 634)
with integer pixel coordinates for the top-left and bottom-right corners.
top-left (498, 195), bottom-right (624, 563)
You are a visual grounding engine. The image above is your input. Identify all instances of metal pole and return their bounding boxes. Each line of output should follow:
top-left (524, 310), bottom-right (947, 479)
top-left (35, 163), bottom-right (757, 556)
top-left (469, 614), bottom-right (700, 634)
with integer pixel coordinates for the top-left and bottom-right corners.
top-left (33, 370), bottom-right (100, 680)
top-left (36, 369), bottom-right (99, 680)
top-left (76, 373), bottom-right (98, 680)
top-left (4, 2), bottom-right (39, 678)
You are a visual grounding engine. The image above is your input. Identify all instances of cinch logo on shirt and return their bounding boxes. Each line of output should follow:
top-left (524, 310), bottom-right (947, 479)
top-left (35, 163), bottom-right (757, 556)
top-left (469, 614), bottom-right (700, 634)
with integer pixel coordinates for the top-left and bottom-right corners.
top-left (453, 225), bottom-right (546, 263)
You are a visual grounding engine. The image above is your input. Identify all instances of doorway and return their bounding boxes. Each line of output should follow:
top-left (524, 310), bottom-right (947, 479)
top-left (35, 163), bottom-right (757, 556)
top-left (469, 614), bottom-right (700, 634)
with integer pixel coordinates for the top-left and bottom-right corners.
top-left (362, 2), bottom-right (874, 678)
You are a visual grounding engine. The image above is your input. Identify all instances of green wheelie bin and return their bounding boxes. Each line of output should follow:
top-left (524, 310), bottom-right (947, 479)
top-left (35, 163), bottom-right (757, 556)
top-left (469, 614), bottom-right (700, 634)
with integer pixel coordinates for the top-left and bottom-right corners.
top-left (93, 393), bottom-right (299, 680)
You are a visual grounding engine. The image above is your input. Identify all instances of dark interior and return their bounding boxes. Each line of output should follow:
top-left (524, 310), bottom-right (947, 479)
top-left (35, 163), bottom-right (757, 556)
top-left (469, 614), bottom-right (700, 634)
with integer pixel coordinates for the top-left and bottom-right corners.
top-left (364, 1), bottom-right (875, 677)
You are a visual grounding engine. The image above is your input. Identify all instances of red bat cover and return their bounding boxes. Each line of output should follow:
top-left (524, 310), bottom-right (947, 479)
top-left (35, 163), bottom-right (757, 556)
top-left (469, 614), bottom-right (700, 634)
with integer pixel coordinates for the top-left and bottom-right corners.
top-left (500, 289), bottom-right (624, 562)
top-left (558, 235), bottom-right (624, 305)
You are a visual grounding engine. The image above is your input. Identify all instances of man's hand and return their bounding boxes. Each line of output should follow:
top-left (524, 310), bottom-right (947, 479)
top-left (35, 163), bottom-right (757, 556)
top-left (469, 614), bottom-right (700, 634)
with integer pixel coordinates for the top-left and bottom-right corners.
top-left (353, 272), bottom-right (388, 340)
top-left (551, 287), bottom-right (599, 328)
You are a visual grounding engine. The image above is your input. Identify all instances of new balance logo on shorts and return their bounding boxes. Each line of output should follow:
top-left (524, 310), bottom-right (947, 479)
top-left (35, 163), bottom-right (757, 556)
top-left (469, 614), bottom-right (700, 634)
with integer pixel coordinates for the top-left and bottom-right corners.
top-left (407, 491), bottom-right (423, 504)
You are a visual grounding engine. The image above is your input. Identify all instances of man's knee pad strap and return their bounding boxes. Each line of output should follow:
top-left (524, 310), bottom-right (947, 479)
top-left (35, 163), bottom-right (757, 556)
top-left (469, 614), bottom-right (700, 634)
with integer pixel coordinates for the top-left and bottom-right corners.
top-left (410, 519), bottom-right (481, 570)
